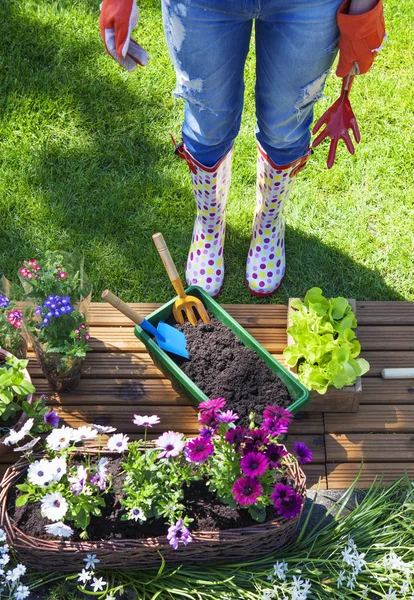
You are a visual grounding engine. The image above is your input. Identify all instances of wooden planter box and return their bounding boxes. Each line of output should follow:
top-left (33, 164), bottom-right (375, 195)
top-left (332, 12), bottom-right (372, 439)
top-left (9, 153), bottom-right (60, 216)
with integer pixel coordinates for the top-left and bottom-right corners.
top-left (0, 452), bottom-right (306, 571)
top-left (286, 299), bottom-right (361, 413)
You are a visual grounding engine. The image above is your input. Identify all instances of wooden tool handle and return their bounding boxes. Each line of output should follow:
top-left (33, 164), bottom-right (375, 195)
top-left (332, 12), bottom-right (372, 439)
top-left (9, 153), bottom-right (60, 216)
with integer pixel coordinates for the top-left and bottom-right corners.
top-left (382, 368), bottom-right (414, 379)
top-left (101, 290), bottom-right (144, 325)
top-left (152, 233), bottom-right (186, 298)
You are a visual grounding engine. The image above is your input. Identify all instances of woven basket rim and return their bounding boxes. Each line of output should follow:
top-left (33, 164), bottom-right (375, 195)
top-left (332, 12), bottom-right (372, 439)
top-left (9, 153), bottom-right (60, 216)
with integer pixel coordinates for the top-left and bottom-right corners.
top-left (0, 448), bottom-right (306, 552)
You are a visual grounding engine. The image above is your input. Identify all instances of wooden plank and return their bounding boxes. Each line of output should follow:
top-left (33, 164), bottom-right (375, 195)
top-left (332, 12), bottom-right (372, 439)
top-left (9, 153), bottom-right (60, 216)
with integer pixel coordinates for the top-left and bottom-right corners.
top-left (302, 464), bottom-right (327, 490)
top-left (326, 433), bottom-right (414, 462)
top-left (88, 303), bottom-right (289, 328)
top-left (357, 326), bottom-right (414, 351)
top-left (325, 405), bottom-right (414, 433)
top-left (356, 301), bottom-right (414, 326)
top-left (360, 351), bottom-right (414, 378)
top-left (327, 463), bottom-right (414, 488)
top-left (284, 434), bottom-right (326, 463)
top-left (361, 378), bottom-right (414, 404)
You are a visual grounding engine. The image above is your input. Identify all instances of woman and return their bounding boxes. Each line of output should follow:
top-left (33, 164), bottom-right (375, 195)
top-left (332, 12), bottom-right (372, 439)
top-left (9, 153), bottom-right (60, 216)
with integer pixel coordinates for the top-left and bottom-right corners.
top-left (100, 0), bottom-right (385, 297)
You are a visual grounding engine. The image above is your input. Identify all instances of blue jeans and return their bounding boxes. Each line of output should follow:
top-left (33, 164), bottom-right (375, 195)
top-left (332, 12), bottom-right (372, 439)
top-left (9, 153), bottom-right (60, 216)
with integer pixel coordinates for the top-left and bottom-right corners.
top-left (162, 0), bottom-right (342, 167)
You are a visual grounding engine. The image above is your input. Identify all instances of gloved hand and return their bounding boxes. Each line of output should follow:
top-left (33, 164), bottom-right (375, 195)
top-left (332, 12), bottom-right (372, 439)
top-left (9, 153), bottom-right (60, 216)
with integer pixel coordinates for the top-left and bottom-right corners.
top-left (336, 0), bottom-right (386, 77)
top-left (100, 0), bottom-right (149, 71)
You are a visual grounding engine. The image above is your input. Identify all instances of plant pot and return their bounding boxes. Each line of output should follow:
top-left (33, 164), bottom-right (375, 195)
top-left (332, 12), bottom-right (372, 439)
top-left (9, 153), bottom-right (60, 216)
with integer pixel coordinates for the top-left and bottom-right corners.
top-left (0, 452), bottom-right (306, 570)
top-left (33, 339), bottom-right (83, 393)
top-left (0, 349), bottom-right (34, 457)
top-left (134, 286), bottom-right (310, 415)
top-left (286, 299), bottom-right (362, 413)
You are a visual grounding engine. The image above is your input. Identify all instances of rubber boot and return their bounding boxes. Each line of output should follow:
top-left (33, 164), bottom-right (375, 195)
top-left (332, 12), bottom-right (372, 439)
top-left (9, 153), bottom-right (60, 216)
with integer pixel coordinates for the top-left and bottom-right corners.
top-left (246, 145), bottom-right (310, 296)
top-left (174, 141), bottom-right (233, 297)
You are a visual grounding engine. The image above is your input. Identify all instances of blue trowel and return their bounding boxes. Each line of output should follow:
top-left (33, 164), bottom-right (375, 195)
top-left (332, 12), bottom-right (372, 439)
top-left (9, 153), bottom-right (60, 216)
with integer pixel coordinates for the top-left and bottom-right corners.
top-left (102, 290), bottom-right (189, 359)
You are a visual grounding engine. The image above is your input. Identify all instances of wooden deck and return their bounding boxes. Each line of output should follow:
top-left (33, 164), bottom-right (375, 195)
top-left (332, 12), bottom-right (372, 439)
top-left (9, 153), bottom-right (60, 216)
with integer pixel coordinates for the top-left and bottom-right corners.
top-left (2, 301), bottom-right (414, 490)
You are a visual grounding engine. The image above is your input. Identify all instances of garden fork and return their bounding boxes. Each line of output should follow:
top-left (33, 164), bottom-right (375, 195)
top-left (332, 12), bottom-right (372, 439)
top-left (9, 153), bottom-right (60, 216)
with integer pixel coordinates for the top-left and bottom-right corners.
top-left (152, 233), bottom-right (210, 326)
top-left (312, 74), bottom-right (361, 169)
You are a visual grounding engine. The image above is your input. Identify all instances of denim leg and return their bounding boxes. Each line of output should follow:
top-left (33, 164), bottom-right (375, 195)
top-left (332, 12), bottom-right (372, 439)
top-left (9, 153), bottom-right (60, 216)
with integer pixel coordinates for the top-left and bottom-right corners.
top-left (162, 0), bottom-right (253, 167)
top-left (255, 0), bottom-right (343, 166)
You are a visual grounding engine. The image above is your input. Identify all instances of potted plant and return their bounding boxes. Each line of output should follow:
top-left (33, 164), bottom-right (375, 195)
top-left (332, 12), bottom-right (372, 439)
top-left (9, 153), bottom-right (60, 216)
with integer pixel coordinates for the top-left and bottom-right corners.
top-left (284, 288), bottom-right (370, 412)
top-left (18, 253), bottom-right (92, 392)
top-left (0, 350), bottom-right (36, 456)
top-left (0, 399), bottom-right (309, 572)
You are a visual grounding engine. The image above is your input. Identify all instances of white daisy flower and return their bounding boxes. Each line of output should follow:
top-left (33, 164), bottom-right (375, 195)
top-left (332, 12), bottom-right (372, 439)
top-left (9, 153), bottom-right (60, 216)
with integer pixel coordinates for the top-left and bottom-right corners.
top-left (130, 507), bottom-right (146, 522)
top-left (41, 492), bottom-right (68, 522)
top-left (49, 456), bottom-right (67, 482)
top-left (68, 465), bottom-right (88, 494)
top-left (84, 553), bottom-right (100, 569)
top-left (14, 563), bottom-right (27, 577)
top-left (106, 433), bottom-right (129, 453)
top-left (46, 426), bottom-right (76, 451)
top-left (27, 459), bottom-right (54, 487)
top-left (6, 564), bottom-right (26, 581)
top-left (44, 522), bottom-right (73, 538)
top-left (15, 584), bottom-right (30, 600)
top-left (78, 568), bottom-right (92, 584)
top-left (91, 424), bottom-right (117, 433)
top-left (14, 436), bottom-right (41, 452)
top-left (3, 418), bottom-right (34, 446)
top-left (72, 426), bottom-right (98, 443)
top-left (0, 528), bottom-right (6, 541)
top-left (0, 553), bottom-right (10, 566)
top-left (91, 577), bottom-right (106, 592)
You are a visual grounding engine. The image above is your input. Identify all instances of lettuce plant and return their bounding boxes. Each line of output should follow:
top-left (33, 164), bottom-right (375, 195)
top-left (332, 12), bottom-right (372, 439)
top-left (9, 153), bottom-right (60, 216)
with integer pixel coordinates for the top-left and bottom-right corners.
top-left (283, 288), bottom-right (370, 394)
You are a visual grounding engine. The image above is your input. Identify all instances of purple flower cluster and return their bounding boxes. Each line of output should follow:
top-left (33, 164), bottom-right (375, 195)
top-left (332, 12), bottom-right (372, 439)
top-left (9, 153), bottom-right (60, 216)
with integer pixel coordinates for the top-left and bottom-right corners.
top-left (0, 294), bottom-right (10, 308)
top-left (36, 295), bottom-right (74, 328)
top-left (271, 483), bottom-right (303, 519)
top-left (197, 397), bottom-right (238, 432)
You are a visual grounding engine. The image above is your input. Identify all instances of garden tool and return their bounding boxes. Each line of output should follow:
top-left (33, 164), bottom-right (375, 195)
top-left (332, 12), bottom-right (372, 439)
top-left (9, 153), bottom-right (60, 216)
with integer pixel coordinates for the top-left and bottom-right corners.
top-left (101, 289), bottom-right (189, 359)
top-left (312, 74), bottom-right (360, 169)
top-left (382, 368), bottom-right (414, 379)
top-left (152, 233), bottom-right (210, 326)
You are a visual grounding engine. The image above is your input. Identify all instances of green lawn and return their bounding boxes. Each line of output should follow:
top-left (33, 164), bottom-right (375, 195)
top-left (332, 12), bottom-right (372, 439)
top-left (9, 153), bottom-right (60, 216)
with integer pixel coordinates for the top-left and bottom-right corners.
top-left (1, 0), bottom-right (413, 304)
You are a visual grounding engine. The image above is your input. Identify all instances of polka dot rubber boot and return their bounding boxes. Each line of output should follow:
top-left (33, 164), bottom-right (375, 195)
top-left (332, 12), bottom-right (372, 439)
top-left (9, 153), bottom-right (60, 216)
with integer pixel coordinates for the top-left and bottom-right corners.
top-left (174, 141), bottom-right (233, 298)
top-left (246, 145), bottom-right (310, 296)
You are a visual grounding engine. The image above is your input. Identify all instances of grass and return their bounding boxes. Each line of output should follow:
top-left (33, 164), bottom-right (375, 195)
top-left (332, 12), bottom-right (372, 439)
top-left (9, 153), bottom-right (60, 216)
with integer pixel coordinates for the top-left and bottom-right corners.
top-left (0, 0), bottom-right (413, 304)
top-left (23, 475), bottom-right (414, 599)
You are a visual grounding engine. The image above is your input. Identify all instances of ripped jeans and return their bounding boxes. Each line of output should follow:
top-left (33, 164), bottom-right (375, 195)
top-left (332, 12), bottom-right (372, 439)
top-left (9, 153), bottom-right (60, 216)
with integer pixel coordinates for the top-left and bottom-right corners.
top-left (162, 0), bottom-right (343, 167)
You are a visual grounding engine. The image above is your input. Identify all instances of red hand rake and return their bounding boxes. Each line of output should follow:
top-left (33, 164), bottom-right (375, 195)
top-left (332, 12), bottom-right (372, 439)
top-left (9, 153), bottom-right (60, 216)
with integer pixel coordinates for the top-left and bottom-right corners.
top-left (312, 75), bottom-right (361, 169)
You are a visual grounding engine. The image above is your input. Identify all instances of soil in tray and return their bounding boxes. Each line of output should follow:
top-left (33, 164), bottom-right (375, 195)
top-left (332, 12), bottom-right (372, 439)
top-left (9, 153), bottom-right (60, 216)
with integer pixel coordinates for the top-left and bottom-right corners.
top-left (167, 313), bottom-right (292, 427)
top-left (10, 458), bottom-right (285, 541)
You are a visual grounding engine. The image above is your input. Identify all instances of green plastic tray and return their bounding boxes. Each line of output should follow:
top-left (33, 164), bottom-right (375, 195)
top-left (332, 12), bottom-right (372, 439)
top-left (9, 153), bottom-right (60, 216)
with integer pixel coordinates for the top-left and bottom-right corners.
top-left (134, 286), bottom-right (310, 414)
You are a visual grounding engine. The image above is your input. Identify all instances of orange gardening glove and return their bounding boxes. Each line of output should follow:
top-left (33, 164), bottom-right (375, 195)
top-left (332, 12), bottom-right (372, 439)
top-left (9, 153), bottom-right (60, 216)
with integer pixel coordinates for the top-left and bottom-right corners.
top-left (100, 0), bottom-right (149, 71)
top-left (336, 0), bottom-right (386, 77)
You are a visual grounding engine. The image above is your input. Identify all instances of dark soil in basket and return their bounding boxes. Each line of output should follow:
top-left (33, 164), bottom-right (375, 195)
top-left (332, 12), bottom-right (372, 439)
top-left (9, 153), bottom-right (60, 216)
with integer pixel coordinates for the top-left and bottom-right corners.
top-left (167, 313), bottom-right (293, 427)
top-left (10, 457), bottom-right (287, 542)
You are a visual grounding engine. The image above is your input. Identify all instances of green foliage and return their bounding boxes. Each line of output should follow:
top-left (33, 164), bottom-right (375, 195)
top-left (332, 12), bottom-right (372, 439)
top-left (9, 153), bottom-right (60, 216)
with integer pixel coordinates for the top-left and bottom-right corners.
top-left (284, 288), bottom-right (370, 393)
top-left (0, 355), bottom-right (35, 421)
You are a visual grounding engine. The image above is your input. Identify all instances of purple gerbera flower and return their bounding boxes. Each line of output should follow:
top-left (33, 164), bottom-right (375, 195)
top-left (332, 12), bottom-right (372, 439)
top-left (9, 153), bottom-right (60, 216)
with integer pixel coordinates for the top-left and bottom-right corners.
top-left (44, 410), bottom-right (60, 428)
top-left (265, 443), bottom-right (288, 469)
top-left (155, 432), bottom-right (185, 458)
top-left (186, 437), bottom-right (214, 463)
top-left (0, 294), bottom-right (10, 308)
top-left (263, 405), bottom-right (293, 425)
top-left (225, 426), bottom-right (248, 449)
top-left (243, 429), bottom-right (270, 454)
top-left (240, 452), bottom-right (268, 478)
top-left (293, 441), bottom-right (313, 465)
top-left (198, 408), bottom-right (220, 429)
top-left (199, 427), bottom-right (214, 438)
top-left (271, 484), bottom-right (302, 520)
top-left (232, 477), bottom-right (263, 506)
top-left (198, 397), bottom-right (226, 412)
top-left (262, 417), bottom-right (288, 437)
top-left (167, 518), bottom-right (192, 550)
top-left (217, 409), bottom-right (238, 424)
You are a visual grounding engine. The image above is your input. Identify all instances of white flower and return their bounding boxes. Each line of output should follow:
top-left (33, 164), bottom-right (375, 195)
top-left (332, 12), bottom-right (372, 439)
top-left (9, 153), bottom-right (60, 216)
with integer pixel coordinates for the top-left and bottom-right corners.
top-left (337, 570), bottom-right (346, 588)
top-left (272, 560), bottom-right (288, 581)
top-left (91, 576), bottom-right (106, 592)
top-left (7, 563), bottom-right (26, 581)
top-left (91, 424), bottom-right (117, 433)
top-left (3, 418), bottom-right (34, 446)
top-left (360, 585), bottom-right (370, 599)
top-left (352, 551), bottom-right (366, 574)
top-left (41, 492), bottom-right (68, 522)
top-left (130, 507), bottom-right (146, 522)
top-left (291, 576), bottom-right (304, 591)
top-left (46, 426), bottom-right (75, 451)
top-left (384, 588), bottom-right (397, 600)
top-left (401, 581), bottom-right (410, 595)
top-left (14, 437), bottom-right (41, 452)
top-left (341, 547), bottom-right (355, 566)
top-left (0, 553), bottom-right (10, 566)
top-left (97, 457), bottom-right (108, 479)
top-left (68, 465), bottom-right (88, 494)
top-left (44, 522), bottom-right (73, 538)
top-left (106, 433), bottom-right (129, 453)
top-left (0, 543), bottom-right (9, 554)
top-left (346, 575), bottom-right (356, 590)
top-left (15, 584), bottom-right (30, 600)
top-left (72, 426), bottom-right (98, 443)
top-left (0, 528), bottom-right (6, 542)
top-left (78, 568), bottom-right (92, 584)
top-left (27, 459), bottom-right (54, 487)
top-left (49, 456), bottom-right (67, 482)
top-left (84, 553), bottom-right (100, 569)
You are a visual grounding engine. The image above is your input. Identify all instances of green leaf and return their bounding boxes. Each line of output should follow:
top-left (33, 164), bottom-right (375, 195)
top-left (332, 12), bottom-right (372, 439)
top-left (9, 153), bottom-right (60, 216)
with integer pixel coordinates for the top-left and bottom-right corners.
top-left (16, 483), bottom-right (31, 492)
top-left (16, 494), bottom-right (30, 507)
top-left (329, 297), bottom-right (350, 321)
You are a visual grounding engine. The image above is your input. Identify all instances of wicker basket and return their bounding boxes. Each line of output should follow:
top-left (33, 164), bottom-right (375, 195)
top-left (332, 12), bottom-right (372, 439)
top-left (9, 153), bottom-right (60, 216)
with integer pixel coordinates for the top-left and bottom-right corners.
top-left (0, 349), bottom-right (34, 457)
top-left (0, 453), bottom-right (306, 571)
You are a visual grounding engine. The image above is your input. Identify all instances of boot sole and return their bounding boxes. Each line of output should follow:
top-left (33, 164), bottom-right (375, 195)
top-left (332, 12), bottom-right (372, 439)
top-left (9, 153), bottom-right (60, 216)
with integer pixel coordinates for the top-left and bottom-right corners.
top-left (245, 275), bottom-right (285, 298)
